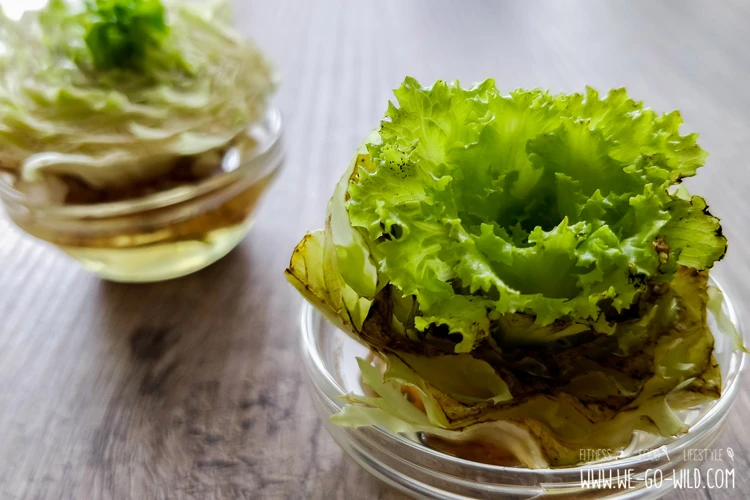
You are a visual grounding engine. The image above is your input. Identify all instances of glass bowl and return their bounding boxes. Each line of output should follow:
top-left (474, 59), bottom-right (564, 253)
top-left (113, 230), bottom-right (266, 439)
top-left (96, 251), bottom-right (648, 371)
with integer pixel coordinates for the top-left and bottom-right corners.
top-left (299, 279), bottom-right (746, 499)
top-left (0, 107), bottom-right (283, 283)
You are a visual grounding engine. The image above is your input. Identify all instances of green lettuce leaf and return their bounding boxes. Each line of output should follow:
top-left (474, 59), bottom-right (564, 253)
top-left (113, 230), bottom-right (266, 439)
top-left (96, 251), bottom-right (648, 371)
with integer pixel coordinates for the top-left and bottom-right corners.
top-left (343, 78), bottom-right (726, 349)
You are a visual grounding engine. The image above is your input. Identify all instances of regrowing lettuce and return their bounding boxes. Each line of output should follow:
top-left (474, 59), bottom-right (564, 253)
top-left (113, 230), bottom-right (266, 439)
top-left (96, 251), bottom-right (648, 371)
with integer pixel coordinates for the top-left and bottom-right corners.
top-left (287, 78), bottom-right (743, 467)
top-left (83, 0), bottom-right (173, 71)
top-left (0, 0), bottom-right (273, 188)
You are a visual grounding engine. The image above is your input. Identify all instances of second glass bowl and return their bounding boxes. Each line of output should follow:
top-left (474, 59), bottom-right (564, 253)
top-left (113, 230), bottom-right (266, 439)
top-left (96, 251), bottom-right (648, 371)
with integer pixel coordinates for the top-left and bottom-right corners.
top-left (0, 108), bottom-right (283, 283)
top-left (300, 278), bottom-right (746, 499)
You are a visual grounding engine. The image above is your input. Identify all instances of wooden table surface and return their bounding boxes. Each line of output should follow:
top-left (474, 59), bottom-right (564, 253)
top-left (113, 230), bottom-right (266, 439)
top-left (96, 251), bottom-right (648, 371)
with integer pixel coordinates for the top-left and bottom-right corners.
top-left (1, 1), bottom-right (749, 499)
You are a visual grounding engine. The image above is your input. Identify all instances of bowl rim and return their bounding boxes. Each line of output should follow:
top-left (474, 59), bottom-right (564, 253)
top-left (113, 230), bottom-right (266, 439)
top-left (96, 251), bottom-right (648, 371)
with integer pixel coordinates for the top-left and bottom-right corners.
top-left (300, 276), bottom-right (747, 476)
top-left (0, 106), bottom-right (284, 219)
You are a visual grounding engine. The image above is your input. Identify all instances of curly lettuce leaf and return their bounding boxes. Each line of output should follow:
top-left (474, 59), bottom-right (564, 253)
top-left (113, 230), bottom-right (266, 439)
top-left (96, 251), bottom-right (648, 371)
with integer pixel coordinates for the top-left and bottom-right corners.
top-left (344, 78), bottom-right (726, 349)
top-left (659, 195), bottom-right (728, 271)
top-left (0, 0), bottom-right (273, 188)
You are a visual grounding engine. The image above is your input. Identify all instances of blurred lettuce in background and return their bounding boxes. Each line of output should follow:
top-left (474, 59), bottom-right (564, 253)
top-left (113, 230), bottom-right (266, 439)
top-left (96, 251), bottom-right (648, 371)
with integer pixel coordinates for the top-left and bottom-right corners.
top-left (0, 0), bottom-right (273, 188)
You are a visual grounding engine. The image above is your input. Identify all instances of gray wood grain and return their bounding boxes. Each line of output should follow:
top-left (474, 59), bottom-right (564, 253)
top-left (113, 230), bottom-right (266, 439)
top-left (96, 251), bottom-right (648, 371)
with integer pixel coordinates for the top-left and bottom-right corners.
top-left (1, 1), bottom-right (749, 499)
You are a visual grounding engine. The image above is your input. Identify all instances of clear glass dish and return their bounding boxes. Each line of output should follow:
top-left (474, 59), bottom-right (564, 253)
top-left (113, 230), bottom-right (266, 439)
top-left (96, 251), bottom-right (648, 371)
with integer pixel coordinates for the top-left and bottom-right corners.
top-left (0, 107), bottom-right (283, 283)
top-left (299, 278), bottom-right (746, 499)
